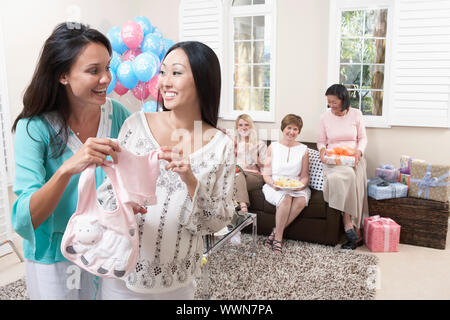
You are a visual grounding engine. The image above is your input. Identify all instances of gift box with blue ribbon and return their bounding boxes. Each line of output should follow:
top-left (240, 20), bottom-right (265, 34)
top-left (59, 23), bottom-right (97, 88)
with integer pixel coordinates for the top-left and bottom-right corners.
top-left (367, 177), bottom-right (408, 200)
top-left (409, 161), bottom-right (450, 203)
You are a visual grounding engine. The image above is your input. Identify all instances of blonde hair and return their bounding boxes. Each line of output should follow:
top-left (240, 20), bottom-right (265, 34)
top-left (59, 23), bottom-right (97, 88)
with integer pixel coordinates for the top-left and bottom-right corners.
top-left (235, 113), bottom-right (258, 146)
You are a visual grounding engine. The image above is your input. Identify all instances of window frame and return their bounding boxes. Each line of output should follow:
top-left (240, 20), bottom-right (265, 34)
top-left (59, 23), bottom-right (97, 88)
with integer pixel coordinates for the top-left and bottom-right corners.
top-left (0, 16), bottom-right (12, 253)
top-left (0, 18), bottom-right (14, 186)
top-left (328, 0), bottom-right (395, 128)
top-left (219, 0), bottom-right (277, 123)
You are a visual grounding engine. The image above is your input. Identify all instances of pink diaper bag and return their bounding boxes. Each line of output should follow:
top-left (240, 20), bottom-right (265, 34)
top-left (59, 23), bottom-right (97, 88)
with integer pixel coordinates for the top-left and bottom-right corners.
top-left (61, 148), bottom-right (160, 279)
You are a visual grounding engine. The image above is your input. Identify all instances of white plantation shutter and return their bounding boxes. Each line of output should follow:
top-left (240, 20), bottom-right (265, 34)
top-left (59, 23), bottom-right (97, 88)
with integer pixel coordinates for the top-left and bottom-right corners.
top-left (389, 0), bottom-right (450, 127)
top-left (179, 0), bottom-right (224, 63)
top-left (0, 119), bottom-right (11, 256)
top-left (0, 20), bottom-right (12, 256)
top-left (0, 95), bottom-right (12, 256)
top-left (179, 0), bottom-right (225, 117)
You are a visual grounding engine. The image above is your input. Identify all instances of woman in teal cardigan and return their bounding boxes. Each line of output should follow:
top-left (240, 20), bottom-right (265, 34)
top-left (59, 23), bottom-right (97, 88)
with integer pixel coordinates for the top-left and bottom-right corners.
top-left (11, 22), bottom-right (131, 299)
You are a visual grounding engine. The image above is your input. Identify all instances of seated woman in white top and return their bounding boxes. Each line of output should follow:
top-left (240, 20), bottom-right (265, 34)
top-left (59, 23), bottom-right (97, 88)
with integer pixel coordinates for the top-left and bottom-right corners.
top-left (262, 114), bottom-right (311, 254)
top-left (234, 114), bottom-right (267, 213)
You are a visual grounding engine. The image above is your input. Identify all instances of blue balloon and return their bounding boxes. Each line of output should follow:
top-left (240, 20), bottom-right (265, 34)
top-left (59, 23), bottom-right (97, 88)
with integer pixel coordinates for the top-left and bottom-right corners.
top-left (116, 61), bottom-right (139, 89)
top-left (133, 16), bottom-right (153, 35)
top-left (162, 38), bottom-right (174, 50)
top-left (141, 33), bottom-right (164, 56)
top-left (159, 38), bottom-right (175, 60)
top-left (142, 100), bottom-right (159, 113)
top-left (152, 27), bottom-right (163, 38)
top-left (132, 52), bottom-right (160, 83)
top-left (107, 27), bottom-right (128, 54)
top-left (107, 70), bottom-right (116, 94)
top-left (110, 51), bottom-right (121, 72)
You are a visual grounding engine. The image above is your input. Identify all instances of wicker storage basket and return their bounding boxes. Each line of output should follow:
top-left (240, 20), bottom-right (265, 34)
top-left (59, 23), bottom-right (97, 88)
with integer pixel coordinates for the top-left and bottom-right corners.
top-left (368, 197), bottom-right (449, 249)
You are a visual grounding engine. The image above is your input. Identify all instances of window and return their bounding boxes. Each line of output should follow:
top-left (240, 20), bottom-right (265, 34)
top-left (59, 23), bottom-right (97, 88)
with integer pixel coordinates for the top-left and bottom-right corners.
top-left (179, 0), bottom-right (276, 122)
top-left (328, 0), bottom-right (394, 127)
top-left (340, 9), bottom-right (387, 116)
top-left (222, 0), bottom-right (276, 122)
top-left (329, 0), bottom-right (450, 128)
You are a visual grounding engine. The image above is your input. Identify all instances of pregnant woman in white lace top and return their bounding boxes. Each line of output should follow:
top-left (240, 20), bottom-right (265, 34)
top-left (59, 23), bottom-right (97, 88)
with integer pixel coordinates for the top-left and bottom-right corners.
top-left (98, 41), bottom-right (235, 299)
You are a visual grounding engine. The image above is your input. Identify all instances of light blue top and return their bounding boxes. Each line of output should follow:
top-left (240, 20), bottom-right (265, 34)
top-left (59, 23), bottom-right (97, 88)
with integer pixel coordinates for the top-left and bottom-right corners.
top-left (11, 98), bottom-right (131, 264)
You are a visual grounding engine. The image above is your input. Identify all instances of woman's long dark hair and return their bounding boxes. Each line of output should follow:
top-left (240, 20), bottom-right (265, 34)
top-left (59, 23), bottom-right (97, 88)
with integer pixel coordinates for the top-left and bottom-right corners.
top-left (12, 22), bottom-right (112, 158)
top-left (158, 41), bottom-right (221, 128)
top-left (325, 84), bottom-right (350, 112)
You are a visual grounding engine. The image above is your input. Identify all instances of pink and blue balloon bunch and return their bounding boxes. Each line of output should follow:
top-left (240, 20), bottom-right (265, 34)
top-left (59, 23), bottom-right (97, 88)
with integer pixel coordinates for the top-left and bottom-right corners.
top-left (106, 16), bottom-right (174, 111)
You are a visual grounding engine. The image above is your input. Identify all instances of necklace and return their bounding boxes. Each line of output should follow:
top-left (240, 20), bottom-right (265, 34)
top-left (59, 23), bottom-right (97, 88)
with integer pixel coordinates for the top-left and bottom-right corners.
top-left (70, 128), bottom-right (80, 136)
top-left (69, 127), bottom-right (80, 136)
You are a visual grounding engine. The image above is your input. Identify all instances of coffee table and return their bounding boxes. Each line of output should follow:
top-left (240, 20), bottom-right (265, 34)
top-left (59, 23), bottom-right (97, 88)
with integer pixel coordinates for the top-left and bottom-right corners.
top-left (198, 212), bottom-right (257, 299)
top-left (203, 211), bottom-right (257, 259)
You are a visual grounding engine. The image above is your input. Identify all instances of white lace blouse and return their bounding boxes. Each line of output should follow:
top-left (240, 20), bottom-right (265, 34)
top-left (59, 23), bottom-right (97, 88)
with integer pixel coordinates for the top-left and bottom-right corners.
top-left (97, 111), bottom-right (236, 294)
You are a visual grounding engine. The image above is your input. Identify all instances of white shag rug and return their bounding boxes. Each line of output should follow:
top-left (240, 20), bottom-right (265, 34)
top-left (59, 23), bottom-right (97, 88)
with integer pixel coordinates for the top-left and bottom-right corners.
top-left (194, 233), bottom-right (378, 300)
top-left (0, 234), bottom-right (378, 300)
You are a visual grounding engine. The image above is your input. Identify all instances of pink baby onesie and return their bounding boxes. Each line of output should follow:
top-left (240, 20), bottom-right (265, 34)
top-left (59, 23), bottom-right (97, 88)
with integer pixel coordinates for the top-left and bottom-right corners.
top-left (61, 147), bottom-right (160, 279)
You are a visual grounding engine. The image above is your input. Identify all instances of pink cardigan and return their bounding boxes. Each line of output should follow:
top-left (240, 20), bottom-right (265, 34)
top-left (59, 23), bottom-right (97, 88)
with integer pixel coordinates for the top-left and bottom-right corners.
top-left (317, 108), bottom-right (368, 155)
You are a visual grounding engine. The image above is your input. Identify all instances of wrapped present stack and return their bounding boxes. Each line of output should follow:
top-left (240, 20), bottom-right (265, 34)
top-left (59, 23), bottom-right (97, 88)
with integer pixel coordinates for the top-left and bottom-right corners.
top-left (364, 215), bottom-right (401, 252)
top-left (367, 164), bottom-right (407, 200)
top-left (368, 155), bottom-right (450, 250)
top-left (324, 146), bottom-right (355, 167)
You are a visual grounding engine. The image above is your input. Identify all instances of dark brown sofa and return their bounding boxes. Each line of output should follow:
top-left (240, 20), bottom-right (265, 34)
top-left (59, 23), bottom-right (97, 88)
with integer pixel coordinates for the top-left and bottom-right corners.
top-left (244, 142), bottom-right (344, 246)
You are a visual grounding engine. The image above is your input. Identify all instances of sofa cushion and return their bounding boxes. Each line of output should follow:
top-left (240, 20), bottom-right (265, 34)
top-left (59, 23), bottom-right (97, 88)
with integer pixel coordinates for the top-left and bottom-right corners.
top-left (308, 148), bottom-right (324, 191)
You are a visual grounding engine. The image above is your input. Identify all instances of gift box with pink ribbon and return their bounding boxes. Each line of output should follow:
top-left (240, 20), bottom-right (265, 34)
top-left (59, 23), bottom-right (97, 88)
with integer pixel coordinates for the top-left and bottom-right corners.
top-left (364, 215), bottom-right (401, 252)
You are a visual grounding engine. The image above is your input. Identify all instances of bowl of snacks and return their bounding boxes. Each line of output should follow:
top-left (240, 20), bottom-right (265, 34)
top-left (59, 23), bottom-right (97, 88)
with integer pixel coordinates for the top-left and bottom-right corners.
top-left (274, 178), bottom-right (304, 190)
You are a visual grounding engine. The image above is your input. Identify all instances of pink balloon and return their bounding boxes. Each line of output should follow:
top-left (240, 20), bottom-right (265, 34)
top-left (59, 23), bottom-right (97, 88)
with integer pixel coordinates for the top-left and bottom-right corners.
top-left (114, 80), bottom-right (129, 96)
top-left (122, 48), bottom-right (142, 62)
top-left (132, 81), bottom-right (150, 100)
top-left (146, 74), bottom-right (160, 100)
top-left (121, 21), bottom-right (144, 49)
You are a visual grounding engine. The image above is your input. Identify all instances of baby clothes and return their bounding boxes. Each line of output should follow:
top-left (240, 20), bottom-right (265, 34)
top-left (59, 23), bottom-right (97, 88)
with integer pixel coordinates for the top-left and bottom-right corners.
top-left (61, 147), bottom-right (160, 279)
top-left (102, 146), bottom-right (160, 207)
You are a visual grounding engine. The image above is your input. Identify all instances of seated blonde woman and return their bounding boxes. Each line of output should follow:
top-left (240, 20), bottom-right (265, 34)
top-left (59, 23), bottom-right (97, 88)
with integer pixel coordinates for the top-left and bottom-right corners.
top-left (234, 114), bottom-right (267, 213)
top-left (262, 114), bottom-right (311, 254)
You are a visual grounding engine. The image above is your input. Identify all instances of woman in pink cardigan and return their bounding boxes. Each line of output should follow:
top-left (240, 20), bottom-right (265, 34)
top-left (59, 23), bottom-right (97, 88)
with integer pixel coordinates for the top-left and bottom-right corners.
top-left (317, 84), bottom-right (369, 250)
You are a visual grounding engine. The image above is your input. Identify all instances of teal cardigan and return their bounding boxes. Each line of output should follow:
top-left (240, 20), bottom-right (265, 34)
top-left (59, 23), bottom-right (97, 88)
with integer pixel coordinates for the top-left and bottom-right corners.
top-left (11, 99), bottom-right (131, 264)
